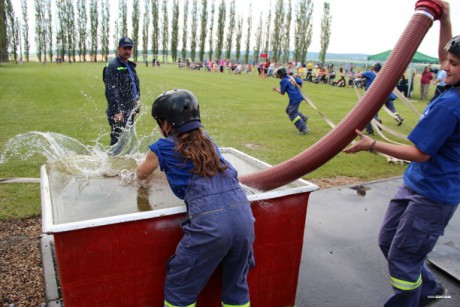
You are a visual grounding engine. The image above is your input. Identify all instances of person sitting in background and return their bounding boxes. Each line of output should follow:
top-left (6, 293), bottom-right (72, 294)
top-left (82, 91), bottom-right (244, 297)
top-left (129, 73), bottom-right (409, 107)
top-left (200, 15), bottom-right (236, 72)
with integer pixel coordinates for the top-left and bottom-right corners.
top-left (332, 76), bottom-right (346, 87)
top-left (234, 63), bottom-right (243, 75)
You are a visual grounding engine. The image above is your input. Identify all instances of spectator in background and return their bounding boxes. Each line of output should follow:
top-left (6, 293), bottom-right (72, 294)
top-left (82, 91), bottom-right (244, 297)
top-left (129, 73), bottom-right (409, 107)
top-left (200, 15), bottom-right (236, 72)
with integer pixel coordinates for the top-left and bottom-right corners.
top-left (397, 74), bottom-right (409, 97)
top-left (306, 60), bottom-right (314, 82)
top-left (420, 66), bottom-right (433, 100)
top-left (431, 69), bottom-right (447, 101)
top-left (103, 37), bottom-right (140, 146)
top-left (348, 68), bottom-right (356, 87)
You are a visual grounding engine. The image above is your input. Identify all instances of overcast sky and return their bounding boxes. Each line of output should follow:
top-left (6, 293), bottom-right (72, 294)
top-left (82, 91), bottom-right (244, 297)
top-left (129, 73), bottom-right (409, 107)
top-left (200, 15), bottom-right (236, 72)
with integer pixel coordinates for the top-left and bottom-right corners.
top-left (11, 0), bottom-right (460, 58)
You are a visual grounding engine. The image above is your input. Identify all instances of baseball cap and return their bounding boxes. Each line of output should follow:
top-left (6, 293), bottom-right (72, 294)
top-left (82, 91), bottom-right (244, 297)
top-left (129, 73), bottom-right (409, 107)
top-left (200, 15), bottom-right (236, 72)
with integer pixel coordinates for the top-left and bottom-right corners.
top-left (118, 37), bottom-right (134, 48)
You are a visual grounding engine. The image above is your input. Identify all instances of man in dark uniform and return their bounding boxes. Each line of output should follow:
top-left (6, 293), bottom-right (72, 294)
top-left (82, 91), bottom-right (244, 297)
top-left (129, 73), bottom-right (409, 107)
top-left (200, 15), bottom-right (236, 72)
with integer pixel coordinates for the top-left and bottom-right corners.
top-left (103, 37), bottom-right (140, 146)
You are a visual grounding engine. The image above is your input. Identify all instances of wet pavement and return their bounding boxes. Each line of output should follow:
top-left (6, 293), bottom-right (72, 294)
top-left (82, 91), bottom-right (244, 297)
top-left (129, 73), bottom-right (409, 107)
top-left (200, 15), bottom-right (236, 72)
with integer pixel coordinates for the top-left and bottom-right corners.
top-left (296, 177), bottom-right (460, 307)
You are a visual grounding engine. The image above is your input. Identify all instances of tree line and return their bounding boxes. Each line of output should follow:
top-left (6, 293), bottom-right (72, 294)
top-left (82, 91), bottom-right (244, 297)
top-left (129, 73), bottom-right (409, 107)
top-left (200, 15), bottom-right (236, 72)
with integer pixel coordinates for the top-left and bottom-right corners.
top-left (0, 0), bottom-right (332, 65)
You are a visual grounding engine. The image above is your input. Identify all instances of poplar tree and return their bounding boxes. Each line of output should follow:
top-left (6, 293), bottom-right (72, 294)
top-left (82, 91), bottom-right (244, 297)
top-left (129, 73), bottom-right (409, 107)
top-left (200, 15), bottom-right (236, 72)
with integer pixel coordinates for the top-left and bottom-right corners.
top-left (34, 0), bottom-right (45, 62)
top-left (170, 0), bottom-right (179, 62)
top-left (77, 0), bottom-right (87, 62)
top-left (224, 0), bottom-right (235, 60)
top-left (282, 0), bottom-right (292, 63)
top-left (21, 0), bottom-right (29, 62)
top-left (0, 1), bottom-right (7, 62)
top-left (189, 0), bottom-right (198, 62)
top-left (234, 15), bottom-right (242, 62)
top-left (271, 0), bottom-right (284, 63)
top-left (181, 0), bottom-right (189, 61)
top-left (198, 0), bottom-right (207, 62)
top-left (101, 0), bottom-right (110, 61)
top-left (151, 0), bottom-right (159, 57)
top-left (294, 0), bottom-right (313, 63)
top-left (253, 12), bottom-right (263, 64)
top-left (207, 0), bottom-right (215, 60)
top-left (119, 0), bottom-right (128, 37)
top-left (142, 0), bottom-right (150, 62)
top-left (46, 0), bottom-right (52, 62)
top-left (319, 2), bottom-right (331, 63)
top-left (244, 4), bottom-right (252, 65)
top-left (89, 0), bottom-right (98, 62)
top-left (64, 0), bottom-right (75, 62)
top-left (132, 0), bottom-right (140, 61)
top-left (263, 4), bottom-right (272, 56)
top-left (215, 0), bottom-right (225, 60)
top-left (161, 0), bottom-right (169, 61)
top-left (56, 0), bottom-right (66, 61)
top-left (5, 0), bottom-right (18, 63)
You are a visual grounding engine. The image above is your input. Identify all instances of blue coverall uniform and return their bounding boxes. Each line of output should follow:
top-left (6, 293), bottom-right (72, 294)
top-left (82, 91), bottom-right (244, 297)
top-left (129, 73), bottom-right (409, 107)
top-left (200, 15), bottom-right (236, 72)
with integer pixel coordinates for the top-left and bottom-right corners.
top-left (279, 75), bottom-right (309, 133)
top-left (362, 71), bottom-right (401, 134)
top-left (149, 135), bottom-right (255, 307)
top-left (103, 56), bottom-right (140, 145)
top-left (379, 86), bottom-right (460, 306)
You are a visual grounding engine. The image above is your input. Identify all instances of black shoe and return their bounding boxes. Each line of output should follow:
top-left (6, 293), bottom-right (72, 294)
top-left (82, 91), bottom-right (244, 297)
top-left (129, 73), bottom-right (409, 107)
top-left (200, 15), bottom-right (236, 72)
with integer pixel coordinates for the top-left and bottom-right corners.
top-left (299, 128), bottom-right (310, 135)
top-left (419, 285), bottom-right (448, 307)
top-left (394, 115), bottom-right (404, 126)
top-left (364, 131), bottom-right (374, 135)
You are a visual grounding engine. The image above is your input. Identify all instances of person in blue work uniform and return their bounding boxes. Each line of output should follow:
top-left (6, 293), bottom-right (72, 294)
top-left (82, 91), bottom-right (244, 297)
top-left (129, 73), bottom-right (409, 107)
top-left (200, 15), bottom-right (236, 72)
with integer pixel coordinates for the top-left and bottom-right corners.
top-left (357, 63), bottom-right (404, 135)
top-left (103, 37), bottom-right (140, 145)
top-left (344, 3), bottom-right (459, 306)
top-left (272, 67), bottom-right (310, 135)
top-left (136, 89), bottom-right (255, 307)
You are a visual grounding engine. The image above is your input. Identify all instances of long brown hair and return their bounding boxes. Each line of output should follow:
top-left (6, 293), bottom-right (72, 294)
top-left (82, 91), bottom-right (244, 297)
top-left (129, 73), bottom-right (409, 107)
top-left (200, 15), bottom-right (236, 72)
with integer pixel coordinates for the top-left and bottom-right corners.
top-left (174, 129), bottom-right (227, 177)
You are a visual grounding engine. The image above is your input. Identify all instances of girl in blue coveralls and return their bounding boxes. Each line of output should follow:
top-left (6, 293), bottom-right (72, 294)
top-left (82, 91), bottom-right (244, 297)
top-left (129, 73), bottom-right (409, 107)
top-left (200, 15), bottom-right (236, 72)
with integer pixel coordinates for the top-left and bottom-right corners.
top-left (272, 67), bottom-right (310, 135)
top-left (137, 89), bottom-right (255, 307)
top-left (344, 3), bottom-right (459, 306)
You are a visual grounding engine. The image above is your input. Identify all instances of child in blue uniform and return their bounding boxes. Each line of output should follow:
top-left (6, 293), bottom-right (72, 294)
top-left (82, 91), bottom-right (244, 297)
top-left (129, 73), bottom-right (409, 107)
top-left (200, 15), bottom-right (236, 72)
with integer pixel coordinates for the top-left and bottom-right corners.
top-left (137, 89), bottom-right (255, 307)
top-left (344, 3), bottom-right (459, 306)
top-left (272, 67), bottom-right (310, 135)
top-left (357, 63), bottom-right (404, 135)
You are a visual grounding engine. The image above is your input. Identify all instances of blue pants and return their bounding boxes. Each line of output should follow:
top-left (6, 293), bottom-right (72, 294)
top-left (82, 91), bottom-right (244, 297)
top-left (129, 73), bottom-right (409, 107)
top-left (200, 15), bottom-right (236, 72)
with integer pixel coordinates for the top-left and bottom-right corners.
top-left (366, 99), bottom-right (401, 134)
top-left (286, 103), bottom-right (307, 132)
top-left (379, 185), bottom-right (458, 307)
top-left (107, 110), bottom-right (135, 146)
top-left (164, 204), bottom-right (255, 306)
top-left (385, 99), bottom-right (397, 113)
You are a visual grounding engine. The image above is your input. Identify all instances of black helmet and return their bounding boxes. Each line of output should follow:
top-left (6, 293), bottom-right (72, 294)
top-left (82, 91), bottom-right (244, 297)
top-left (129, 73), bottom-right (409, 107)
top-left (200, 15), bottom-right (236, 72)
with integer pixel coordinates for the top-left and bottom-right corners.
top-left (445, 35), bottom-right (460, 58)
top-left (152, 89), bottom-right (202, 133)
top-left (373, 63), bottom-right (382, 72)
top-left (275, 67), bottom-right (287, 78)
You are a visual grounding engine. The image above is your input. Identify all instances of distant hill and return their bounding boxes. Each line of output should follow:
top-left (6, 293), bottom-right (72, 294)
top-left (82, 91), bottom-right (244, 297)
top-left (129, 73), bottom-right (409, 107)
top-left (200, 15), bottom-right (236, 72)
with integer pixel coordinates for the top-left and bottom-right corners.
top-left (307, 52), bottom-right (369, 62)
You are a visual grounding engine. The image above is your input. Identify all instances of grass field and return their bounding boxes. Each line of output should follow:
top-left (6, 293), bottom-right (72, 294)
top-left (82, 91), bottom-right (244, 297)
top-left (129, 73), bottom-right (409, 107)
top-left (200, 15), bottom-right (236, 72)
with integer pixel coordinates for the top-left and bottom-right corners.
top-left (0, 61), bottom-right (433, 219)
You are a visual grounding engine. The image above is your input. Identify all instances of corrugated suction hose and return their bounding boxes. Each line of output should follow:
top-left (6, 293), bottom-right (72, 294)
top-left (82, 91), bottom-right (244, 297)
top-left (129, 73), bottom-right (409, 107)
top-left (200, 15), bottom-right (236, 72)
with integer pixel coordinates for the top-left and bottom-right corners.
top-left (239, 0), bottom-right (444, 191)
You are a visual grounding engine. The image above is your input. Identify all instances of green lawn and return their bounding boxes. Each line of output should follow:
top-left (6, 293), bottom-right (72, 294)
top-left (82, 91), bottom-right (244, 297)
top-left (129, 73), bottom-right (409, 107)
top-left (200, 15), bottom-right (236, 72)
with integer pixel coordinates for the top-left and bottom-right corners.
top-left (0, 61), bottom-right (432, 219)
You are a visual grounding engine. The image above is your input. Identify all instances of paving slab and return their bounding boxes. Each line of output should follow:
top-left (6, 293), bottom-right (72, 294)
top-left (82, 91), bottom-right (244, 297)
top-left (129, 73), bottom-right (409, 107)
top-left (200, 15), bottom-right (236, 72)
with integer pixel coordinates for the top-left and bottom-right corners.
top-left (296, 177), bottom-right (460, 307)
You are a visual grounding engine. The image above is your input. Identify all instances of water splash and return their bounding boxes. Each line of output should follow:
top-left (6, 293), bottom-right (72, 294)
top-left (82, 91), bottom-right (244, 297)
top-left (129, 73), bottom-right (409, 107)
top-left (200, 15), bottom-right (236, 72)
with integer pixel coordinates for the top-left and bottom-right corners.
top-left (0, 119), bottom-right (157, 179)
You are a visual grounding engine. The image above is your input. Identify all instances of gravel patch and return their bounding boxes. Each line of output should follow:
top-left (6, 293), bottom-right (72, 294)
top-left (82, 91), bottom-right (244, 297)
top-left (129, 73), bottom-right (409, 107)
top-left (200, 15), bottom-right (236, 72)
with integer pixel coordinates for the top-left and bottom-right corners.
top-left (0, 216), bottom-right (45, 306)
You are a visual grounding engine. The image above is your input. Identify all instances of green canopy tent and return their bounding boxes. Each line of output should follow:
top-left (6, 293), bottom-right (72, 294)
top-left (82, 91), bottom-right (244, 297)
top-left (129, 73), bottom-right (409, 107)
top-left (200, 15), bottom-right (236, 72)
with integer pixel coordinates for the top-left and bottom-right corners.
top-left (367, 50), bottom-right (439, 97)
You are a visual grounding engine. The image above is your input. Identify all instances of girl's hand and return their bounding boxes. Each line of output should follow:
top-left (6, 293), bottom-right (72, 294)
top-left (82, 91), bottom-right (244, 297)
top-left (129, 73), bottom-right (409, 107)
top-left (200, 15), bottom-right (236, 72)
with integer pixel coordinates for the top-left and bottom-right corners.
top-left (343, 129), bottom-right (375, 153)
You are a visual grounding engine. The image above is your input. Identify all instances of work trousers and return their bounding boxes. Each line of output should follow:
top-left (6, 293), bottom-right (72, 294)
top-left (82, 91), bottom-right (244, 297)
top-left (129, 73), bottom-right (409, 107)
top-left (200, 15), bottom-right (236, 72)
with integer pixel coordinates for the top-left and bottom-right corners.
top-left (286, 103), bottom-right (308, 132)
top-left (378, 185), bottom-right (458, 307)
top-left (108, 110), bottom-right (135, 146)
top-left (164, 204), bottom-right (255, 306)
